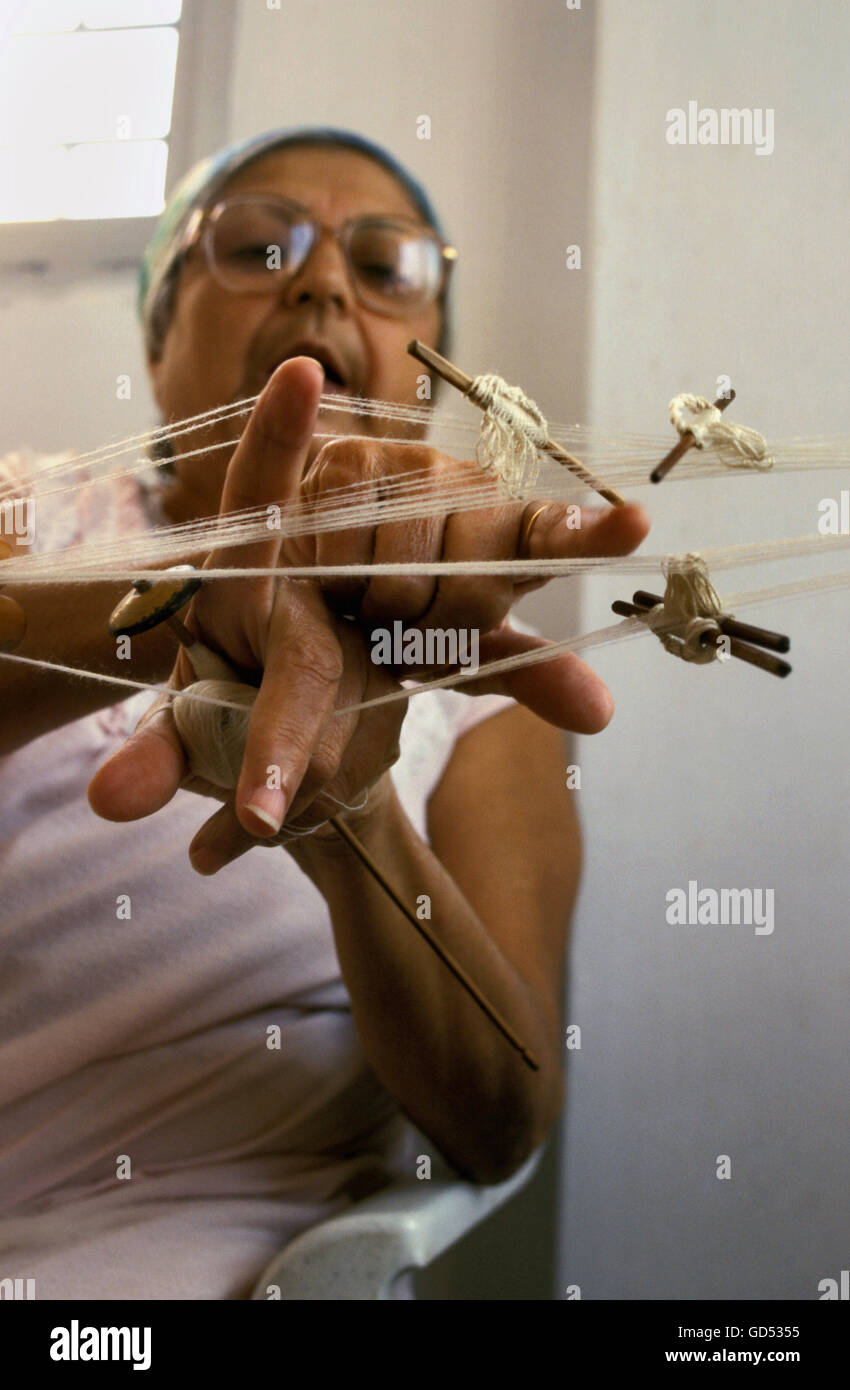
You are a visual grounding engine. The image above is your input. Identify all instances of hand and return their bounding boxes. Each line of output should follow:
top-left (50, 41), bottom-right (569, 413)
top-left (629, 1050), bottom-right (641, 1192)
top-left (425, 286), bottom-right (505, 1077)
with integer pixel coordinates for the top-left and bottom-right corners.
top-left (89, 354), bottom-right (650, 864)
top-left (281, 414), bottom-right (650, 730)
top-left (88, 359), bottom-right (406, 869)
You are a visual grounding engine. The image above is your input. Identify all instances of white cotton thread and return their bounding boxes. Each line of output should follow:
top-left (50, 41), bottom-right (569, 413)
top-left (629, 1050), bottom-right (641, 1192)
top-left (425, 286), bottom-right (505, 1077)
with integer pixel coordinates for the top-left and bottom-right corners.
top-left (1, 565), bottom-right (847, 715)
top-left (466, 374), bottom-right (550, 498)
top-left (172, 678), bottom-right (257, 787)
top-left (171, 676), bottom-right (368, 834)
top-left (669, 394), bottom-right (774, 470)
top-left (275, 819), bottom-right (328, 840)
top-left (4, 530), bottom-right (848, 587)
top-left (1, 379), bottom-right (834, 509)
top-left (2, 384), bottom-right (842, 511)
top-left (637, 553), bottom-right (730, 665)
top-left (322, 786), bottom-right (370, 813)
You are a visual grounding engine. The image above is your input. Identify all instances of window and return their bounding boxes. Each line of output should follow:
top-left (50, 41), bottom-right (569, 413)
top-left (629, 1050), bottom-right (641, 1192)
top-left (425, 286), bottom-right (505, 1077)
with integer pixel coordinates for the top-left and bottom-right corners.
top-left (0, 1), bottom-right (182, 222)
top-left (0, 0), bottom-right (236, 272)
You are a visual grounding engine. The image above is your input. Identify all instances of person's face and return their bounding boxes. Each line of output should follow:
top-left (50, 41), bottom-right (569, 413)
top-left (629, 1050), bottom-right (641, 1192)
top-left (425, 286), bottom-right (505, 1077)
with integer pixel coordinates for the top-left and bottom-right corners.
top-left (147, 144), bottom-right (444, 515)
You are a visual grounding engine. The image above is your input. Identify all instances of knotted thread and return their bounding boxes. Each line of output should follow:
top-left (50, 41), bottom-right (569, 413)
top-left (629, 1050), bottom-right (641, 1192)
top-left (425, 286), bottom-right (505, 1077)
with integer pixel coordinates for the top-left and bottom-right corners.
top-left (467, 373), bottom-right (550, 498)
top-left (639, 553), bottom-right (731, 665)
top-left (669, 394), bottom-right (774, 470)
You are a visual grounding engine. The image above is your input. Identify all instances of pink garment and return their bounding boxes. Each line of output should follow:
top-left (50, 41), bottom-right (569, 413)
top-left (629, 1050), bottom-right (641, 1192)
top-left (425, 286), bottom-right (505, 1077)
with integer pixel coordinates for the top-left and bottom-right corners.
top-left (0, 451), bottom-right (526, 1299)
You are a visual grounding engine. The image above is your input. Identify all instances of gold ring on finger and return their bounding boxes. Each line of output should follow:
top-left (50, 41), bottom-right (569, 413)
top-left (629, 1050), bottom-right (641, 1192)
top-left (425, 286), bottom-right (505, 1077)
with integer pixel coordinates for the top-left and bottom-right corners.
top-left (518, 505), bottom-right (548, 559)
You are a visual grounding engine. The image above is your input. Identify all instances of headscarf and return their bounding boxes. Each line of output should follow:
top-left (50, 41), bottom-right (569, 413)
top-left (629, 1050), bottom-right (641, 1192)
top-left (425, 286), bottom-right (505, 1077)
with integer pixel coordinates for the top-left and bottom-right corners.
top-left (137, 126), bottom-right (453, 361)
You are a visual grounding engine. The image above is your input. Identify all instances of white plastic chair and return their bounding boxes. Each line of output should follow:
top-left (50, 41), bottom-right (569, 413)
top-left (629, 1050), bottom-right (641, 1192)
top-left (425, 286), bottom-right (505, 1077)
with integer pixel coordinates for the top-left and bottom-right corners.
top-left (250, 1146), bottom-right (544, 1300)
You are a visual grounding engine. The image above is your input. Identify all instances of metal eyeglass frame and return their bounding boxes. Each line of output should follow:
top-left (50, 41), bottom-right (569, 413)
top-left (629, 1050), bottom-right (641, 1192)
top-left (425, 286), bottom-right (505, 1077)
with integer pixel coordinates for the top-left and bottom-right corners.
top-left (178, 193), bottom-right (458, 317)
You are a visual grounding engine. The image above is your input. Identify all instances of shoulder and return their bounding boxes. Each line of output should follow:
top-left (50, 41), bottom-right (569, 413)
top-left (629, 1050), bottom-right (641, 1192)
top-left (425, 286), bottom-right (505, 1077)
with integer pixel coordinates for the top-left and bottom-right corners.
top-left (0, 448), bottom-right (67, 502)
top-left (0, 448), bottom-right (161, 556)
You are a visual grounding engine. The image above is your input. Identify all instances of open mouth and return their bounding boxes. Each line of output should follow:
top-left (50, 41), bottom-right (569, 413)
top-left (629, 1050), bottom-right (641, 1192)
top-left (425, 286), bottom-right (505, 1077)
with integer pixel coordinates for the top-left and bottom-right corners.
top-left (317, 362), bottom-right (347, 392)
top-left (265, 344), bottom-right (351, 395)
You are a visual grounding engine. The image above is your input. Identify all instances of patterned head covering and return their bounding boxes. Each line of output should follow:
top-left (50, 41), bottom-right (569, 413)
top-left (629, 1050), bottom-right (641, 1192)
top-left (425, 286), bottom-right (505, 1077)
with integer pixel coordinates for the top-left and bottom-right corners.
top-left (137, 126), bottom-right (453, 361)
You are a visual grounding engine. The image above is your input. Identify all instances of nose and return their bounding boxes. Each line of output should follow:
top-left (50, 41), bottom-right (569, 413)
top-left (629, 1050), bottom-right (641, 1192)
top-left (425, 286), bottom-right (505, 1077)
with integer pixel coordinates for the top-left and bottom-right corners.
top-left (280, 226), bottom-right (357, 315)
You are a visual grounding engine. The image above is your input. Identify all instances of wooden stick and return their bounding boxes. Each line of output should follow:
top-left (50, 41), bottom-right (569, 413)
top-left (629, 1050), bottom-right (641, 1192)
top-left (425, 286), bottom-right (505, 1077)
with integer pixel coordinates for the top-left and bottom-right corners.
top-left (329, 815), bottom-right (539, 1072)
top-left (612, 600), bottom-right (646, 621)
top-left (613, 597), bottom-right (792, 677)
top-left (717, 637), bottom-right (791, 679)
top-left (407, 339), bottom-right (626, 508)
top-left (632, 590), bottom-right (790, 653)
top-left (650, 390), bottom-right (736, 483)
top-left (164, 613), bottom-right (198, 649)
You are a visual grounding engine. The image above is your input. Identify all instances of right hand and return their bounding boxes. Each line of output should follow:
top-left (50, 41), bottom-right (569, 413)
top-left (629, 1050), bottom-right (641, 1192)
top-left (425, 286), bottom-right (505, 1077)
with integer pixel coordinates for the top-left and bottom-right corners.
top-left (89, 358), bottom-right (408, 853)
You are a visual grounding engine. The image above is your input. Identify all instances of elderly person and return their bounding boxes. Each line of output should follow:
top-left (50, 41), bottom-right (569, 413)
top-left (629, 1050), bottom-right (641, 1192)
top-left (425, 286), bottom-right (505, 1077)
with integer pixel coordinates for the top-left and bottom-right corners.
top-left (0, 127), bottom-right (649, 1299)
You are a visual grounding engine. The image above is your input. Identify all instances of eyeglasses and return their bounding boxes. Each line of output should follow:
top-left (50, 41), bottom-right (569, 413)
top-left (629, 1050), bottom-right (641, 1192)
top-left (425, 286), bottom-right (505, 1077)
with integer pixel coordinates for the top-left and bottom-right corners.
top-left (179, 193), bottom-right (457, 317)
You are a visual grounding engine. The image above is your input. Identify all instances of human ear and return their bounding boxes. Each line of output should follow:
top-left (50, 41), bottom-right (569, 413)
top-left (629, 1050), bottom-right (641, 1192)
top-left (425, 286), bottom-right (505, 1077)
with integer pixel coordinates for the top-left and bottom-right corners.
top-left (146, 346), bottom-right (168, 414)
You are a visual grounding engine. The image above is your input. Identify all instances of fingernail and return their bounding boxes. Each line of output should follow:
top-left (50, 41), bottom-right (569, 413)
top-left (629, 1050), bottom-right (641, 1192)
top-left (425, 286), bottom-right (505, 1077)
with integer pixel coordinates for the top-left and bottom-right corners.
top-left (189, 845), bottom-right (223, 876)
top-left (243, 787), bottom-right (287, 837)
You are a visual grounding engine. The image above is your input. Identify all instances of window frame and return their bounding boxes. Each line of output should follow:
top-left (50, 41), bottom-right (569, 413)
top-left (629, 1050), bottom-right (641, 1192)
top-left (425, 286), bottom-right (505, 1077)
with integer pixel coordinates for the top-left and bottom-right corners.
top-left (0, 0), bottom-right (237, 275)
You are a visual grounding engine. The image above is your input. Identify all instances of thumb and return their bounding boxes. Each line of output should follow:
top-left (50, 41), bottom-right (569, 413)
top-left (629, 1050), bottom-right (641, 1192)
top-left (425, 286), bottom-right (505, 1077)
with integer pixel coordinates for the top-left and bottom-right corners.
top-left (87, 700), bottom-right (187, 821)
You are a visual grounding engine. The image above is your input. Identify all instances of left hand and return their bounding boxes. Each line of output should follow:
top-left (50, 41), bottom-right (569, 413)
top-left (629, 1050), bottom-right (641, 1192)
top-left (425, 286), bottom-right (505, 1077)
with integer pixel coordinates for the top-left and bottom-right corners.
top-left (279, 420), bottom-right (650, 724)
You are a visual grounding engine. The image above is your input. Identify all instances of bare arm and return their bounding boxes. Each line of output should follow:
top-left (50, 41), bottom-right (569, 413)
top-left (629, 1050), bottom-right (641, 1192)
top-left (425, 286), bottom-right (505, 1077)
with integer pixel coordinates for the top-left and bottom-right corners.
top-left (0, 482), bottom-right (211, 756)
top-left (286, 703), bottom-right (578, 1185)
top-left (0, 574), bottom-right (177, 756)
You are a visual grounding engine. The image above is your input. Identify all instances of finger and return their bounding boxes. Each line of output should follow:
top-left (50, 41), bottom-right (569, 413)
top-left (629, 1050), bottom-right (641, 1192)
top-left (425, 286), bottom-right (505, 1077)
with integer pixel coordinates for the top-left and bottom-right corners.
top-left (234, 580), bottom-right (344, 837)
top-left (87, 700), bottom-right (188, 821)
top-left (358, 506), bottom-right (444, 623)
top-left (357, 446), bottom-right (449, 623)
top-left (282, 686), bottom-right (404, 825)
top-left (461, 624), bottom-right (614, 733)
top-left (305, 438), bottom-right (380, 612)
top-left (413, 491), bottom-right (520, 634)
top-left (522, 499), bottom-right (651, 562)
top-left (306, 441), bottom-right (446, 621)
top-left (262, 617), bottom-right (405, 823)
top-left (211, 355), bottom-right (325, 573)
top-left (512, 500), bottom-right (652, 596)
top-left (188, 801), bottom-right (257, 876)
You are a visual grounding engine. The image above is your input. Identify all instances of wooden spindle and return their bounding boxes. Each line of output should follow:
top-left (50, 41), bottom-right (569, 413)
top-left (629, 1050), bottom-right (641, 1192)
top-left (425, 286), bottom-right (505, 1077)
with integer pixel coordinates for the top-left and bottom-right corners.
top-left (407, 339), bottom-right (626, 507)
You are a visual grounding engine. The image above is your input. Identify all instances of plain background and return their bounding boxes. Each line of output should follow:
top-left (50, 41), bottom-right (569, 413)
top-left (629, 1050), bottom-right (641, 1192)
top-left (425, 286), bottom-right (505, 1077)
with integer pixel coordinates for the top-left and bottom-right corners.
top-left (0, 0), bottom-right (846, 1299)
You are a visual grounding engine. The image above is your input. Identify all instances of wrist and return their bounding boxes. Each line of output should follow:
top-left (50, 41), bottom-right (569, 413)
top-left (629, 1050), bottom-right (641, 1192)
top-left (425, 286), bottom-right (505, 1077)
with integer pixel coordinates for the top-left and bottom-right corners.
top-left (283, 772), bottom-right (399, 867)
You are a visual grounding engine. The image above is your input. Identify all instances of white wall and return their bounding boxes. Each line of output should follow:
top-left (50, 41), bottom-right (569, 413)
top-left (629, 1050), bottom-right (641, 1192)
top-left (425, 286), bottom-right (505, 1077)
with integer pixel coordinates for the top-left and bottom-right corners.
top-left (228, 0), bottom-right (594, 424)
top-left (0, 272), bottom-right (150, 456)
top-left (561, 0), bottom-right (849, 1299)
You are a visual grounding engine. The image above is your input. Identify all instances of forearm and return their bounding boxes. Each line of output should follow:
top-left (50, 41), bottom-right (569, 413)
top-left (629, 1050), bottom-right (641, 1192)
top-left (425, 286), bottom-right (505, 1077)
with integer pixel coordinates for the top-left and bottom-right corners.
top-left (0, 579), bottom-right (176, 754)
top-left (287, 775), bottom-right (563, 1184)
